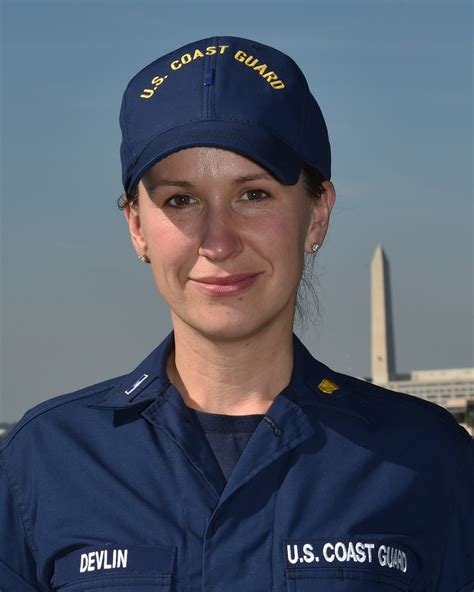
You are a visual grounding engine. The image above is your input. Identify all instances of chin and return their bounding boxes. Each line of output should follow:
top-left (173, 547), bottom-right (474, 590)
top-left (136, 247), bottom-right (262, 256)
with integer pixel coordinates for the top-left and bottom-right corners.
top-left (173, 302), bottom-right (294, 342)
top-left (174, 308), bottom-right (278, 343)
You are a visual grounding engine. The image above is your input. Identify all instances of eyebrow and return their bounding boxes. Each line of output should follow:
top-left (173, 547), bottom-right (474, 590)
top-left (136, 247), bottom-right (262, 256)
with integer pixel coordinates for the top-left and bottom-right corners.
top-left (142, 172), bottom-right (276, 192)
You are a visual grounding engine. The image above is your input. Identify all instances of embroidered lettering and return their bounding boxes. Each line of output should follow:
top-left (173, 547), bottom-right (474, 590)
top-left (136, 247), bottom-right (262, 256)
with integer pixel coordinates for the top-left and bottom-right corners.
top-left (233, 50), bottom-right (285, 89)
top-left (140, 44), bottom-right (284, 100)
top-left (79, 548), bottom-right (128, 572)
top-left (287, 541), bottom-right (407, 573)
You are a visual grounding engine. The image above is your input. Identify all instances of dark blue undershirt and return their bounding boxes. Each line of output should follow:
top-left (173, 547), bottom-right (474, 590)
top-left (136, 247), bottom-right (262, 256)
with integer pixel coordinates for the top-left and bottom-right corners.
top-left (189, 408), bottom-right (264, 481)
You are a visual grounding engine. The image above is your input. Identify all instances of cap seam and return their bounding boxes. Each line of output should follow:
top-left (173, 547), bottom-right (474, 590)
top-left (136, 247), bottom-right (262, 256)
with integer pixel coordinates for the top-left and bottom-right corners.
top-left (298, 88), bottom-right (310, 154)
top-left (201, 53), bottom-right (207, 120)
top-left (122, 91), bottom-right (137, 163)
top-left (208, 35), bottom-right (219, 119)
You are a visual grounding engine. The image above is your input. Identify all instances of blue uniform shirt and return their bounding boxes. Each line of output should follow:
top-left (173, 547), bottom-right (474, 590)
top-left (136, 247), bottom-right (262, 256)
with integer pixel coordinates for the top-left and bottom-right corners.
top-left (1, 332), bottom-right (473, 591)
top-left (190, 409), bottom-right (264, 481)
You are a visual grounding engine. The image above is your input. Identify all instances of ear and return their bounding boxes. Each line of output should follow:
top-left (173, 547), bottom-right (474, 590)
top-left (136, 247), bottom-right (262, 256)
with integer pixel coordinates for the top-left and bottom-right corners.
top-left (304, 180), bottom-right (336, 253)
top-left (122, 193), bottom-right (148, 258)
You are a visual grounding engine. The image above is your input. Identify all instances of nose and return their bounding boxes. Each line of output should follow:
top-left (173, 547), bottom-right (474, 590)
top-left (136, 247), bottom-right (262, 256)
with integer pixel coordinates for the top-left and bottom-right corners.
top-left (198, 203), bottom-right (244, 261)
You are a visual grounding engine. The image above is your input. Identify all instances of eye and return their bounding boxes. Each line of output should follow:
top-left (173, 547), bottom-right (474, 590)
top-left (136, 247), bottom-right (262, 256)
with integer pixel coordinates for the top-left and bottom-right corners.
top-left (241, 189), bottom-right (269, 202)
top-left (165, 194), bottom-right (197, 208)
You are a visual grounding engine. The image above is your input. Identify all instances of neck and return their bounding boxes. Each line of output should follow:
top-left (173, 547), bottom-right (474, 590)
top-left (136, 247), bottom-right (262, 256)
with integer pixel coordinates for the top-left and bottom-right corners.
top-left (167, 316), bottom-right (295, 415)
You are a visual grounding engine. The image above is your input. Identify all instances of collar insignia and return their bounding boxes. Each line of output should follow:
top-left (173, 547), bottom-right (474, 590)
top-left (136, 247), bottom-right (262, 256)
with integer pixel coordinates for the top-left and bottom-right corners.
top-left (317, 378), bottom-right (340, 395)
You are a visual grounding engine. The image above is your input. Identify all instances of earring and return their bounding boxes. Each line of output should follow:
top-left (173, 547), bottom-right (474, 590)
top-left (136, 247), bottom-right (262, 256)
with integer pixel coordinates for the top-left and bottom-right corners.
top-left (311, 243), bottom-right (320, 253)
top-left (138, 253), bottom-right (150, 263)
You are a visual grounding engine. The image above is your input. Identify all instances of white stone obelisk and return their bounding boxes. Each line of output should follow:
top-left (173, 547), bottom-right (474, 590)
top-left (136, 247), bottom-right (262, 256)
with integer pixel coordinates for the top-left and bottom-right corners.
top-left (371, 244), bottom-right (396, 383)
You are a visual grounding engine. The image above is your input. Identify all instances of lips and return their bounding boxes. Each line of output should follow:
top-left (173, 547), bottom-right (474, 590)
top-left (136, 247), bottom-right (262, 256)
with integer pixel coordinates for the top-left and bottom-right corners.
top-left (192, 273), bottom-right (260, 285)
top-left (189, 272), bottom-right (261, 296)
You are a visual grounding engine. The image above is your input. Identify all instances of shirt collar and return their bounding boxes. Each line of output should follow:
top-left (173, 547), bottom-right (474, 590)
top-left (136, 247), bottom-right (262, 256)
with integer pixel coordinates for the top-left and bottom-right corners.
top-left (87, 332), bottom-right (174, 410)
top-left (289, 335), bottom-right (374, 425)
top-left (89, 331), bottom-right (373, 425)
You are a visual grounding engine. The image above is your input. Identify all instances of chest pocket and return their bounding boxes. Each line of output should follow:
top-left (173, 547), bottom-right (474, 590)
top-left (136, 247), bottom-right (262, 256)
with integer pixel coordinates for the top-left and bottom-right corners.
top-left (50, 543), bottom-right (176, 591)
top-left (285, 538), bottom-right (418, 591)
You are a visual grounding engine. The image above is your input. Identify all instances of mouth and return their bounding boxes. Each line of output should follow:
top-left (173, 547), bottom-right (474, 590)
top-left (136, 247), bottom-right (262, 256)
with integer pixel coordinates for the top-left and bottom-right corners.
top-left (190, 273), bottom-right (262, 296)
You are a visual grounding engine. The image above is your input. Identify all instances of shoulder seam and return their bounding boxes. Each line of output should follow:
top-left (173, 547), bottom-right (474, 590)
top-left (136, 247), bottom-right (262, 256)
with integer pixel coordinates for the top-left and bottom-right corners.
top-left (334, 372), bottom-right (465, 428)
top-left (0, 454), bottom-right (39, 572)
top-left (1, 376), bottom-right (125, 451)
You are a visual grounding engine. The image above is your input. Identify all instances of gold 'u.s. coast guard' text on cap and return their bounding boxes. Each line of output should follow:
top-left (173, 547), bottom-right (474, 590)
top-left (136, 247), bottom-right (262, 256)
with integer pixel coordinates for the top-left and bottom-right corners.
top-left (139, 45), bottom-right (286, 100)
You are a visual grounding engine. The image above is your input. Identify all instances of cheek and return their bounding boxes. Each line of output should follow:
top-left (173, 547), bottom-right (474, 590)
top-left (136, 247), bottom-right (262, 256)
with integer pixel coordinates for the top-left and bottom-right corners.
top-left (143, 217), bottom-right (195, 285)
top-left (274, 221), bottom-right (303, 255)
top-left (248, 211), bottom-right (306, 274)
top-left (250, 205), bottom-right (305, 242)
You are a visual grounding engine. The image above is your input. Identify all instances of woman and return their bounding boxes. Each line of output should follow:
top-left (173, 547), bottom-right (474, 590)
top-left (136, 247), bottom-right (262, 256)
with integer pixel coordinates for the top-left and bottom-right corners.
top-left (1, 36), bottom-right (472, 592)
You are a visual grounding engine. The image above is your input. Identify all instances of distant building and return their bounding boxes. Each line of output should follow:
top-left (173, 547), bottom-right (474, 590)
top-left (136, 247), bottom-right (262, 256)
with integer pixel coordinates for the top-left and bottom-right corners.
top-left (368, 244), bottom-right (474, 435)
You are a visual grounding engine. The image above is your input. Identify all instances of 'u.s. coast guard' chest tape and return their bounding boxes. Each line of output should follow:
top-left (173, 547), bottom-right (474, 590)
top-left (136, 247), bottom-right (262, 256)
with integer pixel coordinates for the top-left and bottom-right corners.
top-left (285, 537), bottom-right (417, 583)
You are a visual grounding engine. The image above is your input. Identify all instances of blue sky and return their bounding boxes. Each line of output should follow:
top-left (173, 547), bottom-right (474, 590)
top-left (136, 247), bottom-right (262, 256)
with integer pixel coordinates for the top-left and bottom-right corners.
top-left (1, 0), bottom-right (472, 422)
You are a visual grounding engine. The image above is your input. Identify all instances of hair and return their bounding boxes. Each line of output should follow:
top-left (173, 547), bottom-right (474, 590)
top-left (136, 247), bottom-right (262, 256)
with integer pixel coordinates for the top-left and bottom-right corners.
top-left (295, 164), bottom-right (325, 333)
top-left (117, 162), bottom-right (326, 332)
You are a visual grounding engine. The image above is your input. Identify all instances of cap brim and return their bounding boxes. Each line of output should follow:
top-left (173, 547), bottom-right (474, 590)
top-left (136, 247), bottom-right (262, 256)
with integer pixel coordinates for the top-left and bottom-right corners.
top-left (125, 120), bottom-right (304, 195)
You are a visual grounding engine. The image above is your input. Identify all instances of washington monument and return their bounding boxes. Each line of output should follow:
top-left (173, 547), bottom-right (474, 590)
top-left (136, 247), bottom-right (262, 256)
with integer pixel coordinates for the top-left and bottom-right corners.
top-left (371, 243), bottom-right (396, 383)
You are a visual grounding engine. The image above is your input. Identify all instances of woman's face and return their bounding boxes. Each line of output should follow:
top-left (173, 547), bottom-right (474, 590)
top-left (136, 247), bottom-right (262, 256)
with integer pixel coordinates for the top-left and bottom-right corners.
top-left (124, 147), bottom-right (335, 341)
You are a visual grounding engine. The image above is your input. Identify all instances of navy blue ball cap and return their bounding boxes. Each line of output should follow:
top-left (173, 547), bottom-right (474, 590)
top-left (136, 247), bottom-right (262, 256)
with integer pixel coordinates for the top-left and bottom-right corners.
top-left (119, 35), bottom-right (331, 195)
